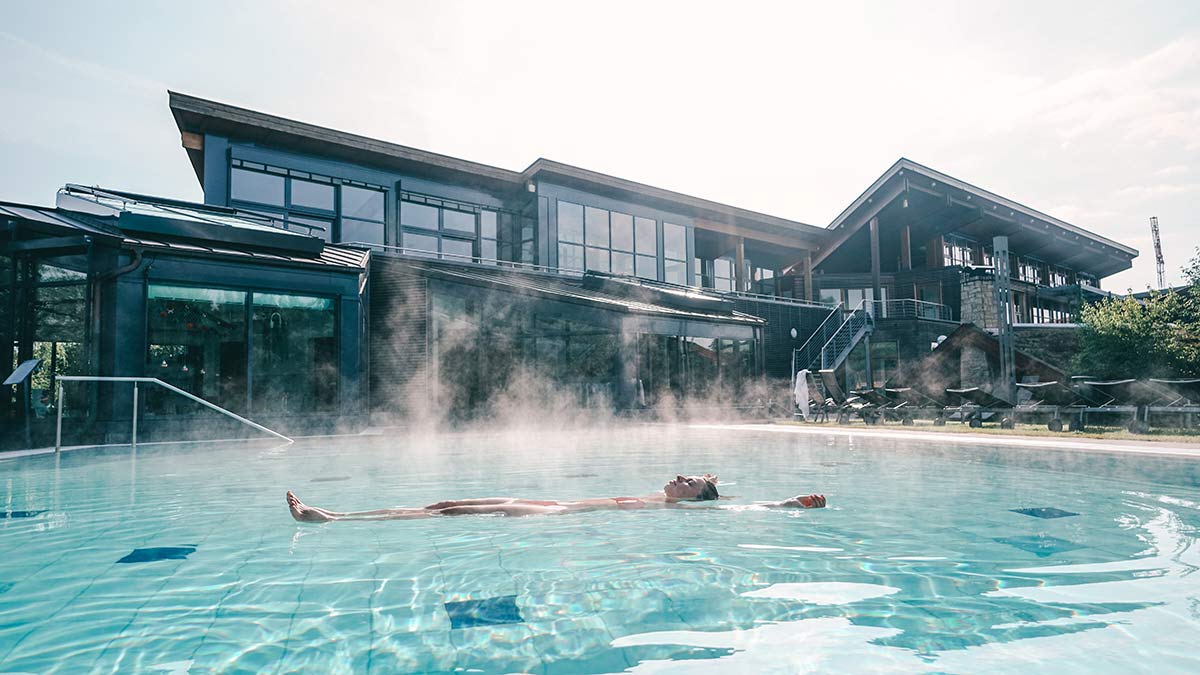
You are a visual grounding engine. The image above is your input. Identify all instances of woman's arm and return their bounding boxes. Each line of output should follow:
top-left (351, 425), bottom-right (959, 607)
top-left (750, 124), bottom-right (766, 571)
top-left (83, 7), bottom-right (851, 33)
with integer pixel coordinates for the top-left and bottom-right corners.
top-left (763, 494), bottom-right (826, 509)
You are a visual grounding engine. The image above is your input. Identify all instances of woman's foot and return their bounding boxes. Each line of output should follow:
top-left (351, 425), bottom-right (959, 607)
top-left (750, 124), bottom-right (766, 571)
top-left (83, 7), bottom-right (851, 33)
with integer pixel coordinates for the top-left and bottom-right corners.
top-left (287, 491), bottom-right (334, 522)
top-left (787, 494), bottom-right (827, 508)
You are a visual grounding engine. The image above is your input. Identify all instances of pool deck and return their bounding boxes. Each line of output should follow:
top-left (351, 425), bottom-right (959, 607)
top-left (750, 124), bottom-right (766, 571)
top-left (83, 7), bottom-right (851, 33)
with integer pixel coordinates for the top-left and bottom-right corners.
top-left (691, 423), bottom-right (1200, 459)
top-left (5, 423), bottom-right (1200, 462)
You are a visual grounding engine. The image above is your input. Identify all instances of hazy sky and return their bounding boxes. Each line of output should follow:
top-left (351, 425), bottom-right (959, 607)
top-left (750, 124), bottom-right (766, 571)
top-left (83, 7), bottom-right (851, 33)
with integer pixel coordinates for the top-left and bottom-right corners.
top-left (2, 1), bottom-right (1197, 290)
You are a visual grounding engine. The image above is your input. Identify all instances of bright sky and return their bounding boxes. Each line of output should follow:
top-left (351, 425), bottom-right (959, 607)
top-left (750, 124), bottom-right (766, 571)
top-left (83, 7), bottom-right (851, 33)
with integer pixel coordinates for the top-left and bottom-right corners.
top-left (2, 1), bottom-right (1197, 290)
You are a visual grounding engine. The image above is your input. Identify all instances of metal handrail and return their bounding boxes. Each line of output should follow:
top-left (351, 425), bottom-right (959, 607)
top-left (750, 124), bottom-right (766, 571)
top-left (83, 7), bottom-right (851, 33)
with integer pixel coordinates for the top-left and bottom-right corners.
top-left (872, 298), bottom-right (954, 321)
top-left (54, 376), bottom-right (293, 451)
top-left (822, 300), bottom-right (873, 369)
top-left (722, 291), bottom-right (838, 310)
top-left (793, 302), bottom-right (846, 372)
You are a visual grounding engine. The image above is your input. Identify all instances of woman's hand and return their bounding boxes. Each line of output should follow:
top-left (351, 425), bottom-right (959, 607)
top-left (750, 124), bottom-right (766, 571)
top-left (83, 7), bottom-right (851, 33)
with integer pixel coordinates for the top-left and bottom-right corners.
top-left (781, 494), bottom-right (826, 508)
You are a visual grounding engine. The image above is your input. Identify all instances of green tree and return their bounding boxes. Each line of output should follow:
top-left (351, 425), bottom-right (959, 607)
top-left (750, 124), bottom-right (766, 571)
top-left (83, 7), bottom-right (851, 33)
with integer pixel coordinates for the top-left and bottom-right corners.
top-left (1185, 247), bottom-right (1200, 286)
top-left (1074, 289), bottom-right (1200, 379)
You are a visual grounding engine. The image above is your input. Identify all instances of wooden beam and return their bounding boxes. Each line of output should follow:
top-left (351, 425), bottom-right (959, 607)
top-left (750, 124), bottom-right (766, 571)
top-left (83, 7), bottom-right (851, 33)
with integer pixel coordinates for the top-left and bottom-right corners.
top-left (804, 251), bottom-right (814, 301)
top-left (734, 236), bottom-right (746, 292)
top-left (692, 217), bottom-right (820, 252)
top-left (181, 131), bottom-right (204, 151)
top-left (870, 217), bottom-right (881, 306)
top-left (812, 180), bottom-right (906, 268)
top-left (900, 224), bottom-right (912, 271)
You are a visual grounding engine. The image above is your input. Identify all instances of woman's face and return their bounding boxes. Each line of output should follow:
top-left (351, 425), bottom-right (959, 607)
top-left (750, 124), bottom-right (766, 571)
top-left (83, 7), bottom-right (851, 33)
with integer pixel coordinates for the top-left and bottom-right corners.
top-left (663, 475), bottom-right (711, 500)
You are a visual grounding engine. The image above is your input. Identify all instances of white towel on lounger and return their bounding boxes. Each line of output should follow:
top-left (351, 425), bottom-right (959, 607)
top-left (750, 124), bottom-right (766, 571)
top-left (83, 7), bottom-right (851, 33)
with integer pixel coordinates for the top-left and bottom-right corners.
top-left (794, 369), bottom-right (811, 421)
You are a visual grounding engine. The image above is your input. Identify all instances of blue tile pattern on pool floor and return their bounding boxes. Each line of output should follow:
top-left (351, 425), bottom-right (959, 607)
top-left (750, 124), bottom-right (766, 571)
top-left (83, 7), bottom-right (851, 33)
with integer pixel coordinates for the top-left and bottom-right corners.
top-left (445, 595), bottom-right (523, 629)
top-left (994, 535), bottom-right (1083, 557)
top-left (1011, 507), bottom-right (1079, 519)
top-left (116, 546), bottom-right (197, 564)
top-left (3, 509), bottom-right (45, 519)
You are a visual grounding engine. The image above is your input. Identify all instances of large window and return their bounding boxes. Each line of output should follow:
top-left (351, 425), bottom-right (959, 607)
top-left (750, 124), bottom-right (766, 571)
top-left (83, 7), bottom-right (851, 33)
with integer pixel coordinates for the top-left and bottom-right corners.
top-left (400, 193), bottom-right (500, 264)
top-left (942, 235), bottom-right (974, 267)
top-left (147, 285), bottom-right (249, 414)
top-left (229, 160), bottom-right (384, 245)
top-left (251, 293), bottom-right (337, 413)
top-left (663, 222), bottom-right (688, 285)
top-left (146, 284), bottom-right (338, 416)
top-left (556, 200), bottom-right (661, 279)
top-left (341, 185), bottom-right (386, 246)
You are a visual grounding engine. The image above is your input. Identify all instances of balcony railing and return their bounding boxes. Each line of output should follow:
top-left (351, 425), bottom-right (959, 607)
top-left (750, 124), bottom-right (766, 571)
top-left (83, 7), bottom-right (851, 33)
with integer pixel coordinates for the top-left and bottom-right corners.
top-left (872, 299), bottom-right (954, 322)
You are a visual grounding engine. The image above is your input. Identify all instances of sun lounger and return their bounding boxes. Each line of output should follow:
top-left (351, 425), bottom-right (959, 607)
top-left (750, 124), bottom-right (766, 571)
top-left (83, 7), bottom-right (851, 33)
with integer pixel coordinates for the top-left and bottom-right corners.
top-left (819, 370), bottom-right (870, 424)
top-left (1082, 379), bottom-right (1175, 433)
top-left (850, 387), bottom-right (914, 425)
top-left (1014, 381), bottom-right (1081, 431)
top-left (944, 387), bottom-right (1015, 428)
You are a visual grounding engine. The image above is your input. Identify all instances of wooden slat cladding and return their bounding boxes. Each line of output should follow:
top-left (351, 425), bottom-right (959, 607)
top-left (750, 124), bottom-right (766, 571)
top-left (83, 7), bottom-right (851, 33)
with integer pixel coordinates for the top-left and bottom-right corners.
top-left (368, 260), bottom-right (429, 419)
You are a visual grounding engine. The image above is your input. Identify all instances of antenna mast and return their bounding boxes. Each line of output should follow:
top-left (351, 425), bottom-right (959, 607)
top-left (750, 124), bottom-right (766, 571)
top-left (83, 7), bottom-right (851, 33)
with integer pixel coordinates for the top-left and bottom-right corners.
top-left (1150, 216), bottom-right (1165, 289)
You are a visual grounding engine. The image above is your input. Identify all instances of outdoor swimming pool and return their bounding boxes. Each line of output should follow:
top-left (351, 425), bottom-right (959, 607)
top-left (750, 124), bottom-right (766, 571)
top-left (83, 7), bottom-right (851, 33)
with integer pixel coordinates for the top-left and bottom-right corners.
top-left (2, 426), bottom-right (1199, 674)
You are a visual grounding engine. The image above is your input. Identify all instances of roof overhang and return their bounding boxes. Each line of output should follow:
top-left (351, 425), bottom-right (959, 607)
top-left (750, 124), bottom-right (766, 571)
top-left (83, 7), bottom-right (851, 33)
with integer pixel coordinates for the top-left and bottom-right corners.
top-left (815, 158), bottom-right (1138, 278)
top-left (169, 91), bottom-right (525, 194)
top-left (168, 92), bottom-right (827, 250)
top-left (523, 159), bottom-right (826, 249)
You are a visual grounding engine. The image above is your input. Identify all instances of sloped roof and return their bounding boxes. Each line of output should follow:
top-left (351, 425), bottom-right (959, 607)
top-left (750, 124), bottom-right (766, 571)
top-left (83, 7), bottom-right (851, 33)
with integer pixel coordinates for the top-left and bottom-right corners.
top-left (379, 255), bottom-right (765, 326)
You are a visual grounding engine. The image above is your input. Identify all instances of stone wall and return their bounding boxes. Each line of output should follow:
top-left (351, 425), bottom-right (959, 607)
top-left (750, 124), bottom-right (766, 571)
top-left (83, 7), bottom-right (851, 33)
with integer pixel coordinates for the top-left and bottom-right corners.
top-left (959, 273), bottom-right (999, 332)
top-left (1013, 325), bottom-right (1080, 369)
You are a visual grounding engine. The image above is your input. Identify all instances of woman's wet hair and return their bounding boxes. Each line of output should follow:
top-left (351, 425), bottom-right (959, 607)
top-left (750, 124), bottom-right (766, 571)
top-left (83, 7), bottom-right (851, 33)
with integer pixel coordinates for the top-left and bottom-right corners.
top-left (696, 476), bottom-right (719, 501)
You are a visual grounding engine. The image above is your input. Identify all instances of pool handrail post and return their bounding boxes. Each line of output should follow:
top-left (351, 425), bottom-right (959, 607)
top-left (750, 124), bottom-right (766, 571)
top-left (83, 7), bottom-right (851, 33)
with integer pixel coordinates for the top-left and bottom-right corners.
top-left (55, 380), bottom-right (63, 453)
top-left (131, 381), bottom-right (138, 450)
top-left (55, 375), bottom-right (294, 447)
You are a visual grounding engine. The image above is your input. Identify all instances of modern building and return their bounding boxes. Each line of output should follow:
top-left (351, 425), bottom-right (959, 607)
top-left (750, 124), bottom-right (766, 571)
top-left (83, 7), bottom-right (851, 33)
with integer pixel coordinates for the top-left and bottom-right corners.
top-left (1, 92), bottom-right (1138, 448)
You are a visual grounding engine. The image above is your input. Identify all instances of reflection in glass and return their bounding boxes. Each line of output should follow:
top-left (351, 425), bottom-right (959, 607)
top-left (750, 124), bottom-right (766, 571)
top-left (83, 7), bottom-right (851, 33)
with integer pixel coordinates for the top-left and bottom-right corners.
top-left (480, 211), bottom-right (498, 239)
top-left (290, 179), bottom-right (335, 211)
top-left (585, 207), bottom-right (609, 248)
top-left (341, 218), bottom-right (385, 246)
top-left (612, 251), bottom-right (635, 276)
top-left (664, 259), bottom-right (687, 285)
top-left (636, 254), bottom-right (657, 280)
top-left (442, 238), bottom-right (474, 260)
top-left (146, 284), bottom-right (248, 414)
top-left (611, 212), bottom-right (634, 252)
top-left (341, 185), bottom-right (385, 221)
top-left (404, 231), bottom-right (439, 257)
top-left (402, 201), bottom-right (440, 230)
top-left (252, 293), bottom-right (336, 414)
top-left (558, 243), bottom-right (584, 272)
top-left (635, 217), bottom-right (657, 255)
top-left (443, 209), bottom-right (476, 234)
top-left (558, 201), bottom-right (584, 244)
top-left (664, 222), bottom-right (687, 260)
top-left (586, 247), bottom-right (609, 273)
top-left (230, 168), bottom-right (285, 206)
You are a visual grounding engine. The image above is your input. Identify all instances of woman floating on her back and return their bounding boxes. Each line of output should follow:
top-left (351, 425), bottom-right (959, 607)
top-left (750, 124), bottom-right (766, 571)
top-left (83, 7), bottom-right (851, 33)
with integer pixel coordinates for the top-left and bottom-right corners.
top-left (287, 474), bottom-right (825, 522)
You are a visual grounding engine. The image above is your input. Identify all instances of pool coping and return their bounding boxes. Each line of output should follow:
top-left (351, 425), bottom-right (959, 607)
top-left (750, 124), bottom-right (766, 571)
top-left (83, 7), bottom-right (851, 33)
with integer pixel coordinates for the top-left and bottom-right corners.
top-left (690, 423), bottom-right (1200, 459)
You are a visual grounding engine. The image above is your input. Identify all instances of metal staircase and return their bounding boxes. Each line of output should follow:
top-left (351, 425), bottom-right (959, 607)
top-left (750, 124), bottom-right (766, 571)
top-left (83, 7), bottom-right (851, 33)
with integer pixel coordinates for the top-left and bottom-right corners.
top-left (792, 300), bottom-right (875, 372)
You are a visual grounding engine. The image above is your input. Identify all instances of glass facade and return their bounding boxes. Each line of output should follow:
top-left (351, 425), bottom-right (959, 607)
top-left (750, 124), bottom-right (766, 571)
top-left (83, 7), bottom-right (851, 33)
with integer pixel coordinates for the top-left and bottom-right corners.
top-left (943, 235), bottom-right (975, 267)
top-left (146, 284), bottom-right (337, 416)
top-left (423, 283), bottom-right (757, 417)
top-left (229, 160), bottom-right (384, 245)
top-left (251, 293), bottom-right (337, 413)
top-left (1, 257), bottom-right (89, 420)
top-left (637, 335), bottom-right (756, 404)
top-left (400, 193), bottom-right (502, 264)
top-left (663, 222), bottom-right (688, 285)
top-left (557, 200), bottom-right (661, 280)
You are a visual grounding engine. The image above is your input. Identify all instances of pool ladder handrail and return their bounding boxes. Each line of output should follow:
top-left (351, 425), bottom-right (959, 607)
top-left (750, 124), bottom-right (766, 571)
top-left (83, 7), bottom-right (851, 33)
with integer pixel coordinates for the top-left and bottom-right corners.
top-left (54, 375), bottom-right (294, 451)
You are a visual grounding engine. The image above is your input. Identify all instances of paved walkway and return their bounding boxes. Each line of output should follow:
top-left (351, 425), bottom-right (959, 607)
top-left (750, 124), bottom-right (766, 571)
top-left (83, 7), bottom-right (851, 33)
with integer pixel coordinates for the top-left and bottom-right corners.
top-left (691, 423), bottom-right (1200, 459)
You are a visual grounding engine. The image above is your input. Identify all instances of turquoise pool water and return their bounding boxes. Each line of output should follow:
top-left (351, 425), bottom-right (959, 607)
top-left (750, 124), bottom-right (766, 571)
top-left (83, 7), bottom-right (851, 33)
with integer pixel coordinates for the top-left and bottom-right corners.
top-left (2, 426), bottom-right (1200, 674)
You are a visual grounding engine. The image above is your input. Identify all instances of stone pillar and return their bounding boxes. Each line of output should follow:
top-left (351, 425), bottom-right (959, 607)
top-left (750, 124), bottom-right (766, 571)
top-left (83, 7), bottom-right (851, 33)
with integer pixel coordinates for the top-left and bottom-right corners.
top-left (960, 343), bottom-right (992, 390)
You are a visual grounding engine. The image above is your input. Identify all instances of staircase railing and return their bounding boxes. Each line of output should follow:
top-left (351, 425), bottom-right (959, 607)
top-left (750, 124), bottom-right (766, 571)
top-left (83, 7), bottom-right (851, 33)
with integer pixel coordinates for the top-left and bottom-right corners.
top-left (792, 302), bottom-right (845, 372)
top-left (54, 375), bottom-right (293, 451)
top-left (821, 300), bottom-right (875, 370)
